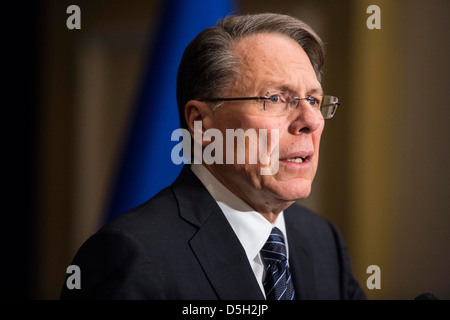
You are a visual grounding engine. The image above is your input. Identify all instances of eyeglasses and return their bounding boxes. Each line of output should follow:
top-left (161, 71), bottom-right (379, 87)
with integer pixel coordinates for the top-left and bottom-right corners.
top-left (202, 91), bottom-right (340, 119)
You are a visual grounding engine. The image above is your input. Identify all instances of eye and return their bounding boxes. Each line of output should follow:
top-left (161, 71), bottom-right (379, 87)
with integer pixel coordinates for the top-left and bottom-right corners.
top-left (263, 92), bottom-right (288, 111)
top-left (267, 93), bottom-right (284, 103)
top-left (306, 96), bottom-right (320, 107)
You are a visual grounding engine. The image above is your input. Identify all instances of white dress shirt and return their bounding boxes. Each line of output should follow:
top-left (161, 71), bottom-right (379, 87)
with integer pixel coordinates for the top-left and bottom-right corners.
top-left (190, 164), bottom-right (289, 297)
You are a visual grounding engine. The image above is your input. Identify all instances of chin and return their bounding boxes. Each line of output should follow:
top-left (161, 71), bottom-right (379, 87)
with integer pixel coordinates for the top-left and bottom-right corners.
top-left (264, 178), bottom-right (313, 202)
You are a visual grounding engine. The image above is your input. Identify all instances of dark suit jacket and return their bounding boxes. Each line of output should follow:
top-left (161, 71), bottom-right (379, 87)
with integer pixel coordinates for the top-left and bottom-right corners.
top-left (61, 166), bottom-right (366, 299)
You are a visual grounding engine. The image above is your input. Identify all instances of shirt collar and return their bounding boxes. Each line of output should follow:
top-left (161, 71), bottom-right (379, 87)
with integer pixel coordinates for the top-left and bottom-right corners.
top-left (190, 164), bottom-right (287, 262)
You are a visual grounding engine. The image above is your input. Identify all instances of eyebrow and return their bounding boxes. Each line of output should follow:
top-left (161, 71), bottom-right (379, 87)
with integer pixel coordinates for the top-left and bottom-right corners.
top-left (264, 83), bottom-right (324, 96)
top-left (307, 87), bottom-right (324, 96)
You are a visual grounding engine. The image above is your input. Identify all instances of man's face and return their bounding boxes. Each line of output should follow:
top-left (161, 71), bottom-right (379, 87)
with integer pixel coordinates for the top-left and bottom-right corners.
top-left (206, 33), bottom-right (325, 215)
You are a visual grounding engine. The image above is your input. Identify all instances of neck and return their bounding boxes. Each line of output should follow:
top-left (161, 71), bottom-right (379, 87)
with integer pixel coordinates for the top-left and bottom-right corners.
top-left (237, 192), bottom-right (293, 224)
top-left (203, 165), bottom-right (293, 224)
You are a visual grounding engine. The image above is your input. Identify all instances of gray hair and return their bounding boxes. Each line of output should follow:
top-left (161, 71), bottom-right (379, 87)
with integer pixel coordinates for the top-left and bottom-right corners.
top-left (176, 13), bottom-right (325, 129)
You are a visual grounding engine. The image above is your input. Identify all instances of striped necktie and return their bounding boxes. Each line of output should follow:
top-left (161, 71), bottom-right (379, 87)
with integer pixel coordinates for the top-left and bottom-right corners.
top-left (261, 227), bottom-right (295, 300)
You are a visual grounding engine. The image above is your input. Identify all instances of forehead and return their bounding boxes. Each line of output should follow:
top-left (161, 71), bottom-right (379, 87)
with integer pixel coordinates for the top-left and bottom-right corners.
top-left (232, 33), bottom-right (321, 94)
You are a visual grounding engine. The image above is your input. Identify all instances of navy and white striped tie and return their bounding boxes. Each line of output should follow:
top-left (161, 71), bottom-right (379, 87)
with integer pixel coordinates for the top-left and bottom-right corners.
top-left (261, 227), bottom-right (295, 300)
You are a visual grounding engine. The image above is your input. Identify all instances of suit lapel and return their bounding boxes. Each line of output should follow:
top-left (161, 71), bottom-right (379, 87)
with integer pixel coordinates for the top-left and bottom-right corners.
top-left (172, 166), bottom-right (264, 300)
top-left (285, 205), bottom-right (318, 300)
top-left (189, 208), bottom-right (265, 300)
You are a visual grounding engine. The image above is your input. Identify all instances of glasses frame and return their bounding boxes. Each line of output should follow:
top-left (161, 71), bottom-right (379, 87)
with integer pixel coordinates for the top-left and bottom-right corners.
top-left (201, 91), bottom-right (340, 119)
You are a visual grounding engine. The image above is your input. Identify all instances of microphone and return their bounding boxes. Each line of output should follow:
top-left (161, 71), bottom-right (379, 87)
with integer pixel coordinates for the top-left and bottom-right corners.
top-left (414, 293), bottom-right (440, 300)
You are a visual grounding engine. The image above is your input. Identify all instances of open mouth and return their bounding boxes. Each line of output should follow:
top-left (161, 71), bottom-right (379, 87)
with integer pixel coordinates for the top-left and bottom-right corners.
top-left (280, 154), bottom-right (312, 164)
top-left (283, 157), bottom-right (307, 163)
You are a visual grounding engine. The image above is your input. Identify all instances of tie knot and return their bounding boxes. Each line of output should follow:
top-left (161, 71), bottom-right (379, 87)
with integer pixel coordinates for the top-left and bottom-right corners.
top-left (261, 227), bottom-right (287, 263)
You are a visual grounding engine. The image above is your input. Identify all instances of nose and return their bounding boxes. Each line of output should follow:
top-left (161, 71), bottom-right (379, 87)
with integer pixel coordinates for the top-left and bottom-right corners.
top-left (288, 100), bottom-right (322, 134)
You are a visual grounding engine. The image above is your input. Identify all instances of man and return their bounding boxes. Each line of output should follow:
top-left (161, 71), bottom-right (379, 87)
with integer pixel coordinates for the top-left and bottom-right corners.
top-left (61, 13), bottom-right (366, 300)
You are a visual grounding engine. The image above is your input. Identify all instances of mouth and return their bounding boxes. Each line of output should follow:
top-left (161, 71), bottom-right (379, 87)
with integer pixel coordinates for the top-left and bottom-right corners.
top-left (279, 153), bottom-right (313, 165)
top-left (283, 156), bottom-right (307, 163)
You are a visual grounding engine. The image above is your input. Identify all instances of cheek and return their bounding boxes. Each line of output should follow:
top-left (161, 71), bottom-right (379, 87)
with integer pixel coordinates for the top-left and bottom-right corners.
top-left (241, 118), bottom-right (285, 157)
top-left (313, 124), bottom-right (324, 154)
top-left (211, 111), bottom-right (288, 165)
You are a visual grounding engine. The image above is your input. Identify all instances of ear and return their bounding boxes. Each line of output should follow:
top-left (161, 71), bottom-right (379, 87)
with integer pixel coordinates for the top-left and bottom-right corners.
top-left (184, 100), bottom-right (214, 146)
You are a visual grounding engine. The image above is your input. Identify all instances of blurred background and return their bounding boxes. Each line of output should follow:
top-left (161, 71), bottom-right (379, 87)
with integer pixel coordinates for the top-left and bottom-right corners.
top-left (7, 0), bottom-right (450, 299)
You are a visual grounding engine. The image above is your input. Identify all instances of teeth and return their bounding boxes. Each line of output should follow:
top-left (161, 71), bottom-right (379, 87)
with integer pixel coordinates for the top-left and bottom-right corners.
top-left (285, 157), bottom-right (305, 163)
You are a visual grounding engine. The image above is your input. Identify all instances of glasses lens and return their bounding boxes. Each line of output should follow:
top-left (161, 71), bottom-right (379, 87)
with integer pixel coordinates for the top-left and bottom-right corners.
top-left (321, 96), bottom-right (339, 119)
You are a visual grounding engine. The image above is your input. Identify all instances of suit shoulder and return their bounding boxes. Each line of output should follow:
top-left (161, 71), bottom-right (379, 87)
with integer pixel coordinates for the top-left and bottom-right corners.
top-left (104, 187), bottom-right (179, 233)
top-left (91, 186), bottom-right (197, 254)
top-left (61, 187), bottom-right (194, 299)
